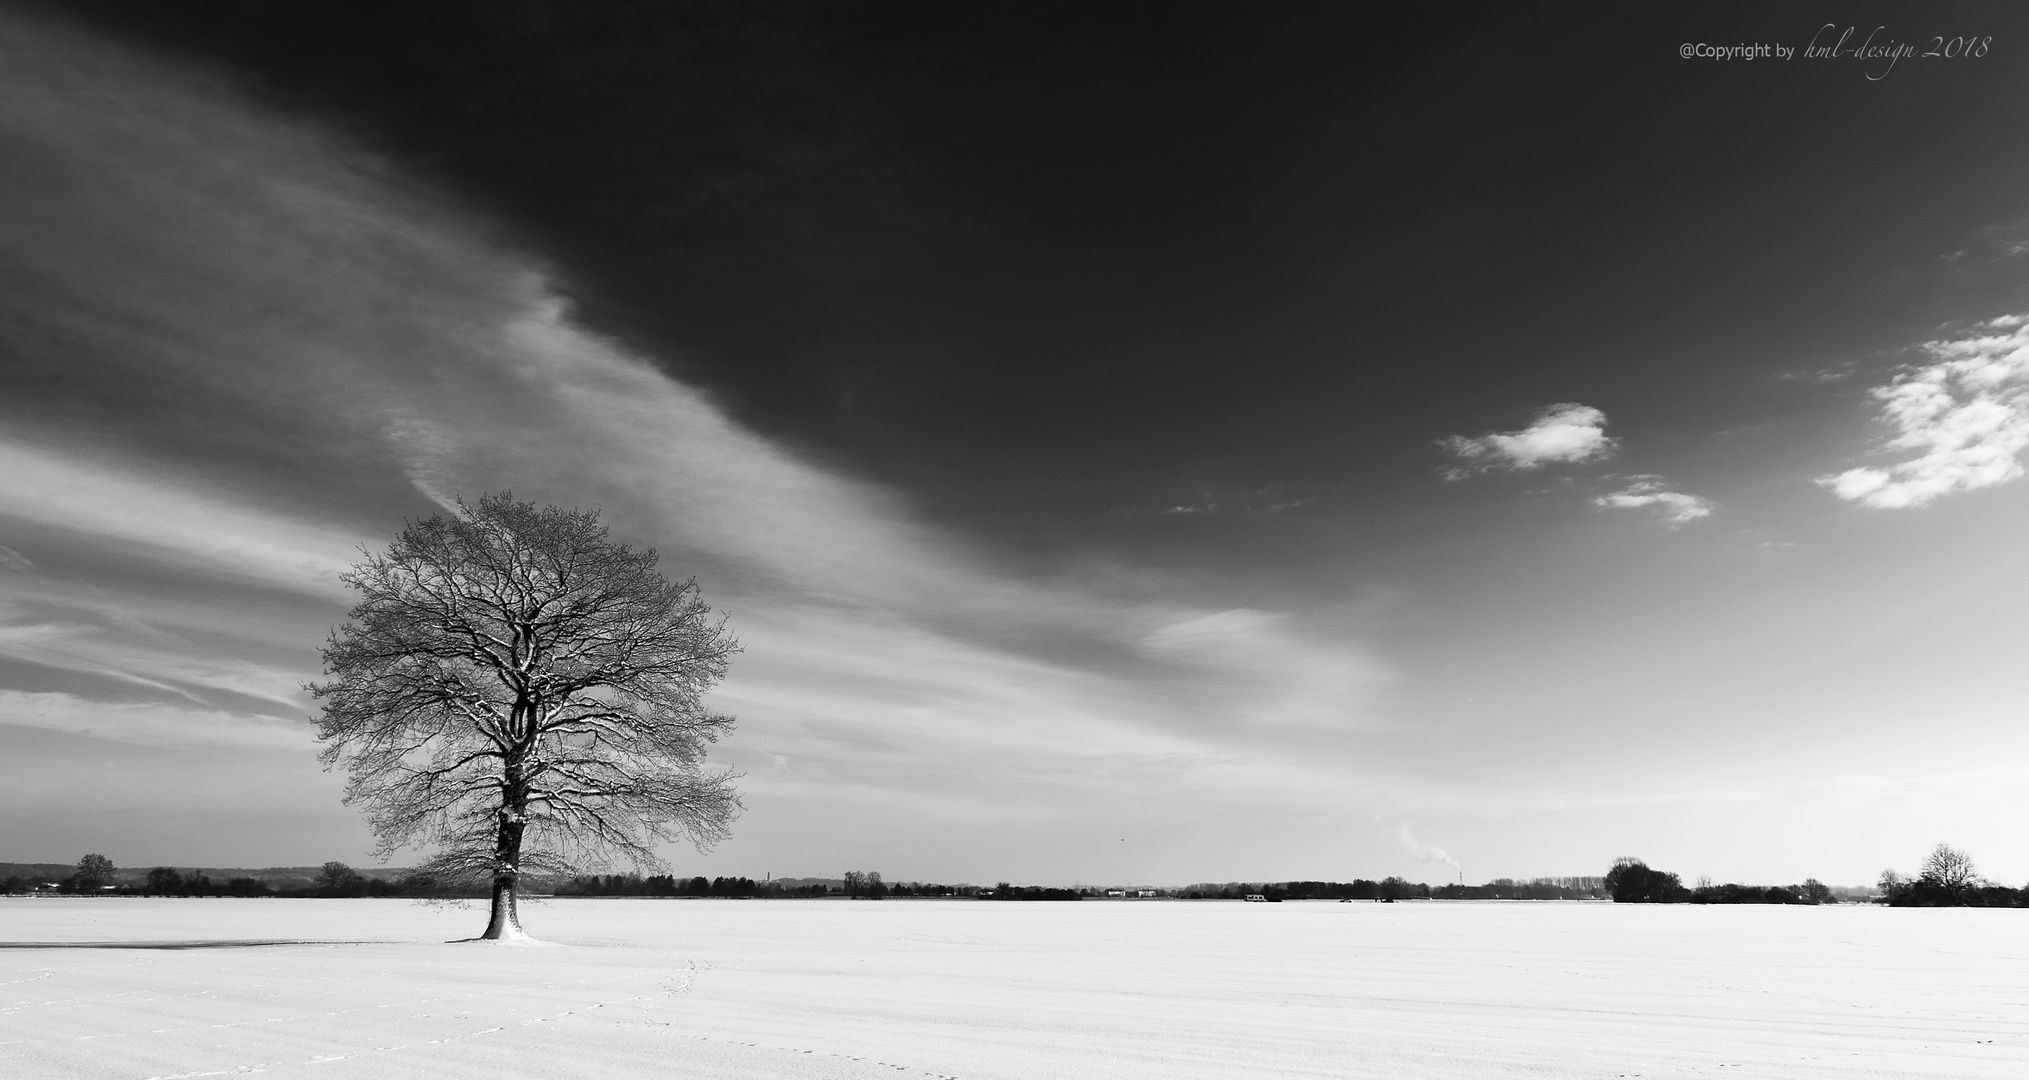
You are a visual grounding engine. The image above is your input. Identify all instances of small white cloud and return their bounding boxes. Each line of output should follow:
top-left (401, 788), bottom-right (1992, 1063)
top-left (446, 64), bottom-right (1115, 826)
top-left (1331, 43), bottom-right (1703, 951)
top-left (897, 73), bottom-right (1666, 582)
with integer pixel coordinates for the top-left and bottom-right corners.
top-left (0, 544), bottom-right (33, 572)
top-left (1152, 486), bottom-right (1311, 517)
top-left (1819, 316), bottom-right (2029, 508)
top-left (1443, 403), bottom-right (1616, 475)
top-left (1595, 476), bottom-right (1712, 525)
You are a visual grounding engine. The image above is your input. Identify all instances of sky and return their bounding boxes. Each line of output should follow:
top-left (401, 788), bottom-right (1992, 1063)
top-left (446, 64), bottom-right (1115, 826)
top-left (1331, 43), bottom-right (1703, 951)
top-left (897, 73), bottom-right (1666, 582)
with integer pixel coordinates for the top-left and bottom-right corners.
top-left (3, 2), bottom-right (2028, 888)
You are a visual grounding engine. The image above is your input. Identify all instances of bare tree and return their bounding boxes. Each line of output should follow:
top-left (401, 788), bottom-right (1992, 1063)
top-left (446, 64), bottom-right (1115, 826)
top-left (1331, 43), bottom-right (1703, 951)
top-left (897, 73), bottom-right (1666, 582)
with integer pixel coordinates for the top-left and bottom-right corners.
top-left (317, 861), bottom-right (360, 894)
top-left (311, 494), bottom-right (742, 939)
top-left (73, 853), bottom-right (115, 892)
top-left (1918, 843), bottom-right (1978, 891)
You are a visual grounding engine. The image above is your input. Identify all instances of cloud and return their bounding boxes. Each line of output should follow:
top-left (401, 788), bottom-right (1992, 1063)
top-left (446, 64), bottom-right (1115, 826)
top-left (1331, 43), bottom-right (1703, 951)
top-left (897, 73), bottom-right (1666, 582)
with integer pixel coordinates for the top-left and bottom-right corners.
top-left (1134, 609), bottom-right (1392, 729)
top-left (0, 544), bottom-right (32, 572)
top-left (0, 439), bottom-right (359, 596)
top-left (0, 689), bottom-right (311, 751)
top-left (0, 603), bottom-right (310, 716)
top-left (1137, 608), bottom-right (1286, 656)
top-left (1443, 403), bottom-right (1616, 476)
top-left (1594, 476), bottom-right (1712, 524)
top-left (1153, 486), bottom-right (1315, 517)
top-left (1819, 315), bottom-right (2029, 508)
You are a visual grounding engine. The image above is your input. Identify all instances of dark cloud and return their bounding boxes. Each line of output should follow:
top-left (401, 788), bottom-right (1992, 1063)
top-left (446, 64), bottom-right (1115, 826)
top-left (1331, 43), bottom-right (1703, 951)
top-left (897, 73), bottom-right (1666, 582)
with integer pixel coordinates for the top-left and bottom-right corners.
top-left (34, 1), bottom-right (2029, 562)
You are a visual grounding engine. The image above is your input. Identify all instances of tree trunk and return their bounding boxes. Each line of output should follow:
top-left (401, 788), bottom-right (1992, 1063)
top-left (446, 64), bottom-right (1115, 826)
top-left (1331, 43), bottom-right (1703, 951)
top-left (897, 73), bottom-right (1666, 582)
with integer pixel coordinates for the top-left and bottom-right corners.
top-left (480, 805), bottom-right (528, 940)
top-left (482, 875), bottom-right (522, 939)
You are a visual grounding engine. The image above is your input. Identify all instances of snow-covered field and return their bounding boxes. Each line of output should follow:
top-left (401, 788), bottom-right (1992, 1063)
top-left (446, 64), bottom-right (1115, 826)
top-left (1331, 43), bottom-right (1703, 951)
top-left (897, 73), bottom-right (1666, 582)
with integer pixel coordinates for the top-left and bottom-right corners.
top-left (2, 897), bottom-right (2023, 1079)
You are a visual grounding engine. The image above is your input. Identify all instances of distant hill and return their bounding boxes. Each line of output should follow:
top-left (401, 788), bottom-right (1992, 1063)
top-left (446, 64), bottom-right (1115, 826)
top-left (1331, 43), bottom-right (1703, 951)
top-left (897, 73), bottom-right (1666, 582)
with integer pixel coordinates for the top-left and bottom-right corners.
top-left (0, 863), bottom-right (73, 884)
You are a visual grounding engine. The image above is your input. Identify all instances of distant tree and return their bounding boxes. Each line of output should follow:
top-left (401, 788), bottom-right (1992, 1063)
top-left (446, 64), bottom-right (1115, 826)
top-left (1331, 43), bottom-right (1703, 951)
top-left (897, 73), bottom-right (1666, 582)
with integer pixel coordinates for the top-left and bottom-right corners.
top-left (318, 861), bottom-right (361, 895)
top-left (1801, 878), bottom-right (1832, 905)
top-left (1919, 844), bottom-right (1978, 891)
top-left (866, 871), bottom-right (885, 900)
top-left (843, 870), bottom-right (866, 898)
top-left (145, 867), bottom-right (186, 896)
top-left (1605, 857), bottom-right (1688, 903)
top-left (311, 494), bottom-right (742, 940)
top-left (74, 854), bottom-right (115, 891)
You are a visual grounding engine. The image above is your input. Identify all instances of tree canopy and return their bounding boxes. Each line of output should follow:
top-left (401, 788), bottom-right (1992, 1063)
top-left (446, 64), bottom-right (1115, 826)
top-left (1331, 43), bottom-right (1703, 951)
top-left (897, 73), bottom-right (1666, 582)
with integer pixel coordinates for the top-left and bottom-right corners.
top-left (311, 494), bottom-right (741, 938)
top-left (1604, 857), bottom-right (1688, 903)
top-left (73, 853), bottom-right (115, 891)
top-left (1919, 843), bottom-right (1978, 891)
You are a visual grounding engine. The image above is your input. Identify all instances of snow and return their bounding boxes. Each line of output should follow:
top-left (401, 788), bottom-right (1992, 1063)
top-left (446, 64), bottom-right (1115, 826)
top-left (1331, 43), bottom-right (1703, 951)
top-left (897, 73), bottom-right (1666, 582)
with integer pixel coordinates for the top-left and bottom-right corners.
top-left (3, 897), bottom-right (2024, 1078)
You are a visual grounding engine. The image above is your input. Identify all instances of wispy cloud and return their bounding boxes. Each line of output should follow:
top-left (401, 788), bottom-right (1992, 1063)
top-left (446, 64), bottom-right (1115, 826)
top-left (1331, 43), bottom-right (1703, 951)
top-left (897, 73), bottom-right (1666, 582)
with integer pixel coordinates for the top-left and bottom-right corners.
top-left (1595, 476), bottom-right (1712, 525)
top-left (1134, 609), bottom-right (1391, 729)
top-left (1152, 485), bottom-right (1314, 517)
top-left (1936, 218), bottom-right (2029, 270)
top-left (0, 689), bottom-right (312, 751)
top-left (1819, 315), bottom-right (2029, 508)
top-left (1442, 403), bottom-right (1616, 477)
top-left (0, 440), bottom-right (359, 596)
top-left (0, 603), bottom-right (310, 716)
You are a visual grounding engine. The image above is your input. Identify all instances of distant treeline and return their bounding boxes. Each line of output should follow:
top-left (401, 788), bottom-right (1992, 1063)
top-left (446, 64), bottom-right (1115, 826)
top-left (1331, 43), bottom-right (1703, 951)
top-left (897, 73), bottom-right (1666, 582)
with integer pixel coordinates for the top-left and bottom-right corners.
top-left (38, 850), bottom-right (2027, 908)
top-left (1605, 859), bottom-right (1836, 904)
top-left (1878, 878), bottom-right (2029, 907)
top-left (554, 873), bottom-right (1080, 900)
top-left (3, 860), bottom-right (1082, 900)
top-left (3, 860), bottom-right (410, 898)
top-left (1434, 877), bottom-right (1606, 900)
top-left (1606, 845), bottom-right (2029, 907)
top-left (1179, 877), bottom-right (1606, 901)
top-left (558, 874), bottom-right (827, 898)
